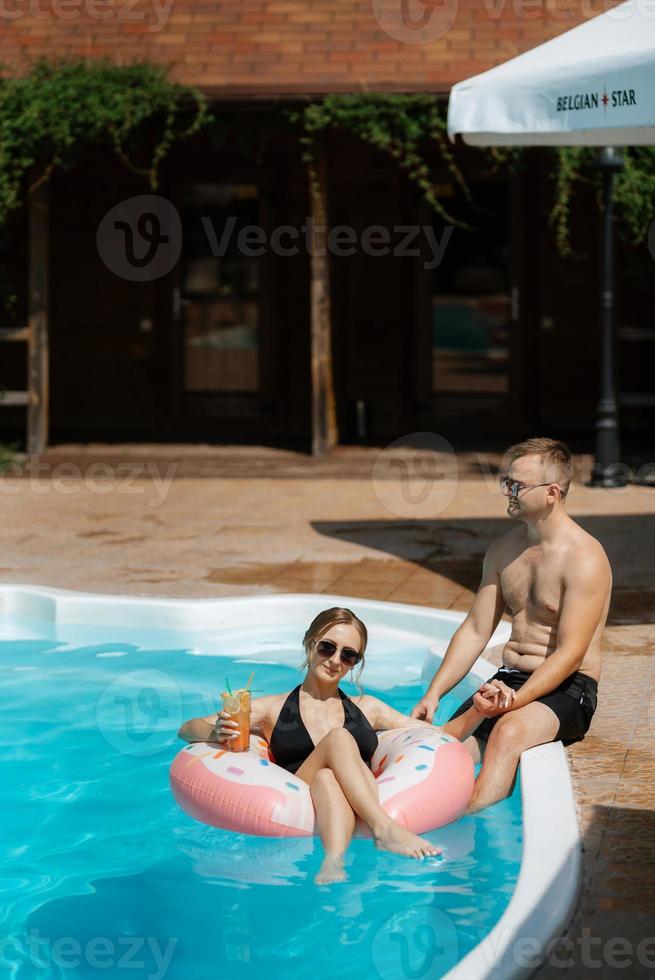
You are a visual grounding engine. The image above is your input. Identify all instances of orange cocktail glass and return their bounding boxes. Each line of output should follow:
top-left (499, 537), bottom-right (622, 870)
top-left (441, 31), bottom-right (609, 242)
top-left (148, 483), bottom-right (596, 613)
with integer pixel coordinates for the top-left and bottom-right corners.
top-left (222, 689), bottom-right (251, 752)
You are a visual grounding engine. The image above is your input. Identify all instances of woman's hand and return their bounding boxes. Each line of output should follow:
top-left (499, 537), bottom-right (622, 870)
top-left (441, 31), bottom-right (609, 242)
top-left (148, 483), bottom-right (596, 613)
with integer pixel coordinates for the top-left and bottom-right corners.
top-left (486, 679), bottom-right (516, 710)
top-left (472, 680), bottom-right (516, 717)
top-left (177, 694), bottom-right (271, 744)
top-left (213, 710), bottom-right (241, 743)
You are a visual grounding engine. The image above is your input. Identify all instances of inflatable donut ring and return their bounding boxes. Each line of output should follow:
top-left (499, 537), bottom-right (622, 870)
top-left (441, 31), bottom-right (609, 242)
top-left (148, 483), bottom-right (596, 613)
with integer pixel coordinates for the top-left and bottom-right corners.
top-left (170, 726), bottom-right (474, 837)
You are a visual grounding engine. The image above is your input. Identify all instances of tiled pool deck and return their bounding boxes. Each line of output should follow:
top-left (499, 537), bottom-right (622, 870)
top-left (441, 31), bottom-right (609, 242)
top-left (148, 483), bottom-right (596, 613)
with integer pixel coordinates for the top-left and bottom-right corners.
top-left (2, 443), bottom-right (653, 978)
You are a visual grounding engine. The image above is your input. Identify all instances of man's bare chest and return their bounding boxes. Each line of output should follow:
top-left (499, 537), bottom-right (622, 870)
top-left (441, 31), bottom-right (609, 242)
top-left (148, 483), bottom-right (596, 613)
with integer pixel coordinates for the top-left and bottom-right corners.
top-left (500, 551), bottom-right (564, 617)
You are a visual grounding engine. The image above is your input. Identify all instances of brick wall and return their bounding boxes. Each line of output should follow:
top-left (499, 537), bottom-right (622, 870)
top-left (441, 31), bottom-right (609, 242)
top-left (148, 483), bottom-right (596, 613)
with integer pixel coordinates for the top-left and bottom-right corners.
top-left (0, 0), bottom-right (625, 96)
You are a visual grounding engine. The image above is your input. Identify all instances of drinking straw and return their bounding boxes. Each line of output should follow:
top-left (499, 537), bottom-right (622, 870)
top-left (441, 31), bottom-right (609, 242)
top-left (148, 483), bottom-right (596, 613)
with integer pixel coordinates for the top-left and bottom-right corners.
top-left (225, 677), bottom-right (233, 695)
top-left (243, 671), bottom-right (255, 694)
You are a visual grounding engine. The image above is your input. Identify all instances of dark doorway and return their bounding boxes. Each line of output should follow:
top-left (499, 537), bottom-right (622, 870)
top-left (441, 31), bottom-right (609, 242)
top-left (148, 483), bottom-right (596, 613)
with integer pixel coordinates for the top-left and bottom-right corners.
top-left (329, 162), bottom-right (417, 445)
top-left (425, 180), bottom-right (514, 423)
top-left (163, 173), bottom-right (276, 441)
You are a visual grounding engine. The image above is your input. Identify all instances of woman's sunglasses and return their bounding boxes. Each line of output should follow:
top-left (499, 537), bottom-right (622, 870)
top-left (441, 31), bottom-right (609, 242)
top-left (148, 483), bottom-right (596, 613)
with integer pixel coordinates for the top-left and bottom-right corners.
top-left (314, 639), bottom-right (362, 668)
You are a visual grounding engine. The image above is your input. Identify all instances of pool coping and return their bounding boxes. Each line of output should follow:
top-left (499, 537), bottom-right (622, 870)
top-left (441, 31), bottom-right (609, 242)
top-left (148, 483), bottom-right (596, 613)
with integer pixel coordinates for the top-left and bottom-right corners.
top-left (441, 649), bottom-right (582, 980)
top-left (0, 584), bottom-right (581, 979)
top-left (0, 583), bottom-right (488, 634)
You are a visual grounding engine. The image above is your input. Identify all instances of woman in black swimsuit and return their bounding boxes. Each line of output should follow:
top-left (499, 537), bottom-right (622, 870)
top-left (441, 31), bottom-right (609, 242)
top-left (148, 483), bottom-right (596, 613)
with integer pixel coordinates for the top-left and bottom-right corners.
top-left (179, 606), bottom-right (443, 885)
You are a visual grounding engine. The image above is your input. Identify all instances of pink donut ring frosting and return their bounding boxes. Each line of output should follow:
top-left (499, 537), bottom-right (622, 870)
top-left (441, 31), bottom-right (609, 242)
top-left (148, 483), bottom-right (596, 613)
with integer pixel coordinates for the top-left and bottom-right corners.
top-left (170, 726), bottom-right (474, 836)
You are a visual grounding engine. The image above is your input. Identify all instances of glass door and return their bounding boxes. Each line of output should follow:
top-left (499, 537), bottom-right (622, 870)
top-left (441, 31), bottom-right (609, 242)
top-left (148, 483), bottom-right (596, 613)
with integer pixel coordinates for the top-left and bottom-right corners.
top-left (176, 182), bottom-right (262, 423)
top-left (429, 181), bottom-right (512, 419)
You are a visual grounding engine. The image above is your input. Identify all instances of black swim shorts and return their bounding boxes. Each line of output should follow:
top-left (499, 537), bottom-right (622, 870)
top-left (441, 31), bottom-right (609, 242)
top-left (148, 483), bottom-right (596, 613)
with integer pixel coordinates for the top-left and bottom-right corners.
top-left (448, 665), bottom-right (598, 746)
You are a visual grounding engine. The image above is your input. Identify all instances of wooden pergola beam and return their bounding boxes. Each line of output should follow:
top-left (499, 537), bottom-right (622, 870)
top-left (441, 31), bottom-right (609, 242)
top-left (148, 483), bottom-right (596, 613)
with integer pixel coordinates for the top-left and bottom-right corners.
top-left (308, 135), bottom-right (338, 457)
top-left (27, 179), bottom-right (50, 456)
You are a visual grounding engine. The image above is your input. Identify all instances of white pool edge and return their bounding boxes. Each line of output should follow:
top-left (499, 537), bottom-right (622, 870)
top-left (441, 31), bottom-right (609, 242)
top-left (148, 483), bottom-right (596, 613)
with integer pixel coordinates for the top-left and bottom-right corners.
top-left (0, 584), bottom-right (581, 979)
top-left (441, 636), bottom-right (581, 980)
top-left (442, 741), bottom-right (581, 980)
top-left (0, 583), bottom-right (477, 633)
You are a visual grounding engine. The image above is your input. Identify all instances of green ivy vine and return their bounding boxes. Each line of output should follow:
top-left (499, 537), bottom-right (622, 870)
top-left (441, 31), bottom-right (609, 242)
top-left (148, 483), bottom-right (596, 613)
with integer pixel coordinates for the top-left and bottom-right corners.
top-left (0, 439), bottom-right (20, 470)
top-left (0, 68), bottom-right (653, 264)
top-left (0, 55), bottom-right (211, 224)
top-left (288, 94), bottom-right (655, 260)
top-left (549, 145), bottom-right (655, 257)
top-left (286, 93), bottom-right (487, 231)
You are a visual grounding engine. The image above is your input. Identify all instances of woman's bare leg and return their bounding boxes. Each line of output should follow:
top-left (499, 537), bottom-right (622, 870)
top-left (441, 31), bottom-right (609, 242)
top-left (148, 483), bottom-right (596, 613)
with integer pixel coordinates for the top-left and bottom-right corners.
top-left (295, 728), bottom-right (439, 859)
top-left (310, 767), bottom-right (356, 885)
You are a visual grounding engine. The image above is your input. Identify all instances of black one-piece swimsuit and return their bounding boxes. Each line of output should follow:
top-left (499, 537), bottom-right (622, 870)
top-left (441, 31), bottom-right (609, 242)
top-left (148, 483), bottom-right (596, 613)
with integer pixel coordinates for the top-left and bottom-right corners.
top-left (268, 685), bottom-right (379, 775)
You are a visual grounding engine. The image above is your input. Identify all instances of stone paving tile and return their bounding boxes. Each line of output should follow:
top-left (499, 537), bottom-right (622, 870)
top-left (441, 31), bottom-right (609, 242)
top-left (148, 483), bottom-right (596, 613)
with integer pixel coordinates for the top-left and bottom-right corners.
top-left (605, 807), bottom-right (655, 839)
top-left (597, 834), bottom-right (655, 863)
top-left (265, 560), bottom-right (356, 590)
top-left (394, 568), bottom-right (464, 590)
top-left (385, 585), bottom-right (462, 605)
top-left (205, 561), bottom-right (300, 585)
top-left (383, 587), bottom-right (465, 608)
top-left (326, 566), bottom-right (414, 592)
top-left (299, 580), bottom-right (385, 600)
top-left (343, 557), bottom-right (418, 581)
top-left (446, 590), bottom-right (477, 612)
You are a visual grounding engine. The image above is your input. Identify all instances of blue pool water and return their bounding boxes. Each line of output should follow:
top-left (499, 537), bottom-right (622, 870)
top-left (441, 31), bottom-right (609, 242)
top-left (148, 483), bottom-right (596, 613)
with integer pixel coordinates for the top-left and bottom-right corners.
top-left (0, 611), bottom-right (522, 980)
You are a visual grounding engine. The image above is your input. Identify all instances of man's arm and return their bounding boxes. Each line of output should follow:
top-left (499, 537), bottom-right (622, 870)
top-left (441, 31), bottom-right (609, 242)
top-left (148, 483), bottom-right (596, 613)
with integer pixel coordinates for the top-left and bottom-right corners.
top-left (476, 546), bottom-right (611, 716)
top-left (411, 540), bottom-right (507, 720)
top-left (364, 695), bottom-right (434, 731)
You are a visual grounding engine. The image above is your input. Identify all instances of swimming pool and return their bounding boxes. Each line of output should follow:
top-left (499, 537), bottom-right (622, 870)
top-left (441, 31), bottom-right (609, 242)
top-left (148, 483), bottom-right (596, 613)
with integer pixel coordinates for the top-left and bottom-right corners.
top-left (0, 588), bottom-right (575, 980)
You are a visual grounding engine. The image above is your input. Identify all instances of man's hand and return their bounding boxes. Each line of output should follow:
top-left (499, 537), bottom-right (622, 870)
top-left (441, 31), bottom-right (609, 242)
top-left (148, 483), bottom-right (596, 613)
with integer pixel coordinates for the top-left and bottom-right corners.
top-left (410, 695), bottom-right (439, 723)
top-left (472, 680), bottom-right (516, 718)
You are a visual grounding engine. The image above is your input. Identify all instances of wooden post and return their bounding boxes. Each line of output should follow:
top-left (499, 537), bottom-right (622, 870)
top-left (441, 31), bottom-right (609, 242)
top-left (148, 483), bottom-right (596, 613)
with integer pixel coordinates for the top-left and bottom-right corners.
top-left (27, 179), bottom-right (50, 456)
top-left (308, 136), bottom-right (338, 456)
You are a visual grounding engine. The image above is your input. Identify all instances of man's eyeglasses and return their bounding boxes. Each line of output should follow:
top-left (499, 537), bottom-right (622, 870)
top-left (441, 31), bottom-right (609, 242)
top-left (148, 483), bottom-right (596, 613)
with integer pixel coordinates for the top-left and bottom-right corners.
top-left (314, 639), bottom-right (362, 668)
top-left (498, 475), bottom-right (559, 497)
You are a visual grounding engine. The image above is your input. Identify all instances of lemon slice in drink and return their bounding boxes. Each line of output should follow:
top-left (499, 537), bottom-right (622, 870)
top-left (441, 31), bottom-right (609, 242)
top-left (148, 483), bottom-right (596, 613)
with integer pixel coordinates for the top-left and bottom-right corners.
top-left (224, 696), bottom-right (241, 714)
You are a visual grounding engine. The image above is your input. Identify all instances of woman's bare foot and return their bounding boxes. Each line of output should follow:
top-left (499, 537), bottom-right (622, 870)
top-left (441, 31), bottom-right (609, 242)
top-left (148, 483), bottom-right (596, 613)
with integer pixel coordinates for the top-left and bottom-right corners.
top-left (315, 853), bottom-right (348, 885)
top-left (373, 821), bottom-right (441, 860)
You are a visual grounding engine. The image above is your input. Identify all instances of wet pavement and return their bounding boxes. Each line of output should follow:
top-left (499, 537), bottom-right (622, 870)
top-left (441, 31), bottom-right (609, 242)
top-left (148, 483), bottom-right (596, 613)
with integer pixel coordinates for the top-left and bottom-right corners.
top-left (1, 442), bottom-right (654, 976)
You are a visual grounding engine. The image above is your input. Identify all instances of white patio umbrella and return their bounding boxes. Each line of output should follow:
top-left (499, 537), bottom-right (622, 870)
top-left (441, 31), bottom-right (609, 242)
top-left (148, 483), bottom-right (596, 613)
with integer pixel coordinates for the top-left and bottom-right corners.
top-left (447, 0), bottom-right (655, 147)
top-left (447, 0), bottom-right (655, 485)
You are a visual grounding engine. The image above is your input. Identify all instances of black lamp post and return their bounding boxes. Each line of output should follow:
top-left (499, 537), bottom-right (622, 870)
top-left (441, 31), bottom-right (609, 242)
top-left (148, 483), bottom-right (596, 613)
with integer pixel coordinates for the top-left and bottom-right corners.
top-left (589, 145), bottom-right (627, 487)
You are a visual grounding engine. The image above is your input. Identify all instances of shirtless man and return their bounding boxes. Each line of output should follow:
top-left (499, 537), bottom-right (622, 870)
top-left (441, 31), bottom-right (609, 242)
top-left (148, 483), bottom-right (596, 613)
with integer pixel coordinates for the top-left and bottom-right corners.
top-left (411, 437), bottom-right (612, 813)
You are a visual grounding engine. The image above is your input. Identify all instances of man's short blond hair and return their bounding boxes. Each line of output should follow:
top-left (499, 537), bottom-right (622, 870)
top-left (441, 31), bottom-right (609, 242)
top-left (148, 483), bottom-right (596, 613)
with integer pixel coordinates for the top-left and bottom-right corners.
top-left (504, 437), bottom-right (574, 495)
